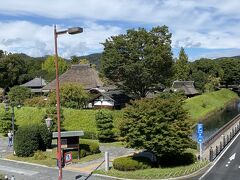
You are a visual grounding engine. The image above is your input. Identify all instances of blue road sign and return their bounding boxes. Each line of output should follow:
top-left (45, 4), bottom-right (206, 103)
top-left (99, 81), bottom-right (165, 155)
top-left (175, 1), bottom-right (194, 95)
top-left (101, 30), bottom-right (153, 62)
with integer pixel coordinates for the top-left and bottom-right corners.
top-left (197, 123), bottom-right (204, 144)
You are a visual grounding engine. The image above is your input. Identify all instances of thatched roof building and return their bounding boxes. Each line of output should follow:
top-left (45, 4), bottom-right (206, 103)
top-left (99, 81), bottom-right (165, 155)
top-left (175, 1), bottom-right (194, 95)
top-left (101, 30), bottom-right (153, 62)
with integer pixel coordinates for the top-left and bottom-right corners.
top-left (43, 64), bottom-right (103, 91)
top-left (171, 81), bottom-right (199, 97)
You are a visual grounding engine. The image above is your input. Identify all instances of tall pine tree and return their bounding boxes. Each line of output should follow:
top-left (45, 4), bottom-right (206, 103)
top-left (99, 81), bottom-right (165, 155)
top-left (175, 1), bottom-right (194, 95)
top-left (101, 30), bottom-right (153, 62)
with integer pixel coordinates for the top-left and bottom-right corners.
top-left (174, 47), bottom-right (190, 81)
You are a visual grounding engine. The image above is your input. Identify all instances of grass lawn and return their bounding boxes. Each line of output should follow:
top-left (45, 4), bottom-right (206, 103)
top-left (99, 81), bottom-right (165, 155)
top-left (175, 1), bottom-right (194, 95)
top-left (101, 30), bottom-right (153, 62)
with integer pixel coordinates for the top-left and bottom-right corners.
top-left (94, 160), bottom-right (209, 179)
top-left (7, 147), bottom-right (103, 167)
top-left (0, 104), bottom-right (123, 136)
top-left (184, 89), bottom-right (238, 123)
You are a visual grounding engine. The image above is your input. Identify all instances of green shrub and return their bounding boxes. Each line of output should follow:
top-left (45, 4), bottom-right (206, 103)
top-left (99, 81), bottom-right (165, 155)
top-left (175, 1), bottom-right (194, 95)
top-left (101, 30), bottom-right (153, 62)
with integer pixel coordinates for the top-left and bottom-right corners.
top-left (14, 125), bottom-right (40, 157)
top-left (38, 124), bottom-right (52, 149)
top-left (24, 96), bottom-right (48, 107)
top-left (81, 131), bottom-right (98, 140)
top-left (95, 110), bottom-right (115, 142)
top-left (33, 150), bottom-right (47, 160)
top-left (159, 152), bottom-right (197, 167)
top-left (113, 156), bottom-right (153, 171)
top-left (8, 86), bottom-right (31, 105)
top-left (14, 124), bottom-right (52, 157)
top-left (0, 112), bottom-right (14, 135)
top-left (71, 139), bottom-right (100, 159)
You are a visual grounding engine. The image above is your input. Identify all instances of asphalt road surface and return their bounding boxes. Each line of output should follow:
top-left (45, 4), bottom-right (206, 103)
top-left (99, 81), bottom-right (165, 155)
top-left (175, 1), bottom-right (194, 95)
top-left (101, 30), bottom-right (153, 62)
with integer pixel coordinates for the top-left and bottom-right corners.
top-left (200, 133), bottom-right (240, 180)
top-left (0, 159), bottom-right (109, 180)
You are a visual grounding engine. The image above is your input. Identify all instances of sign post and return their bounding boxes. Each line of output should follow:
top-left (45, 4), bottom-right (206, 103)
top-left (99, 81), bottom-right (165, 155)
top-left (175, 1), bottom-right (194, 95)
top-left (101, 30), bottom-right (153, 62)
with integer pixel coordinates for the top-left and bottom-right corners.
top-left (197, 123), bottom-right (204, 160)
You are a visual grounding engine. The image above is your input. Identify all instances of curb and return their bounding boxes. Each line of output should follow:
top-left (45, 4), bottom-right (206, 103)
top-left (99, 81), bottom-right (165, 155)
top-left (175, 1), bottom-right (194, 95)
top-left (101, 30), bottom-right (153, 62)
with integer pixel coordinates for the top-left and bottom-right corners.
top-left (0, 158), bottom-right (50, 168)
top-left (93, 162), bottom-right (210, 180)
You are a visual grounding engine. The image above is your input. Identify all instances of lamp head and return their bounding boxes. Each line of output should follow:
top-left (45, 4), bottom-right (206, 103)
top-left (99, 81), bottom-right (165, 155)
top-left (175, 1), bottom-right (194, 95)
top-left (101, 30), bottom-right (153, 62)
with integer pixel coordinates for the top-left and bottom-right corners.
top-left (67, 27), bottom-right (83, 35)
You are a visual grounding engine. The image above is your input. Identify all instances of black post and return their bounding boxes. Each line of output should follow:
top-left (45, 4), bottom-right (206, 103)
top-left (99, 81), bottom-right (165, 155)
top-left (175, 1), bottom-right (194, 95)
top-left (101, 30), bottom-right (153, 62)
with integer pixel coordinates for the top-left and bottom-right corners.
top-left (223, 135), bottom-right (226, 147)
top-left (11, 105), bottom-right (15, 146)
top-left (209, 147), bottom-right (213, 162)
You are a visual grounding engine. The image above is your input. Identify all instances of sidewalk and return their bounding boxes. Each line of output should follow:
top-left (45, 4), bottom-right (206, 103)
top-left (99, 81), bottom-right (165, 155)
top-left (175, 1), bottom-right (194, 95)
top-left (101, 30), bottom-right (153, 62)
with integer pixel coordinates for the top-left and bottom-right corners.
top-left (65, 145), bottom-right (135, 174)
top-left (0, 137), bottom-right (13, 158)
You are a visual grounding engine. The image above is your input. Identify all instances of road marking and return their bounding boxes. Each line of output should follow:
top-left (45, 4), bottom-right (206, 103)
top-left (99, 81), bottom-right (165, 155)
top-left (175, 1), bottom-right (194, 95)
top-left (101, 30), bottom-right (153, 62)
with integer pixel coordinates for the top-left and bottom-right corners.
top-left (226, 164), bottom-right (228, 167)
top-left (238, 166), bottom-right (240, 168)
top-left (199, 131), bottom-right (240, 179)
top-left (229, 153), bottom-right (236, 161)
top-left (228, 161), bottom-right (230, 164)
top-left (0, 165), bottom-right (38, 176)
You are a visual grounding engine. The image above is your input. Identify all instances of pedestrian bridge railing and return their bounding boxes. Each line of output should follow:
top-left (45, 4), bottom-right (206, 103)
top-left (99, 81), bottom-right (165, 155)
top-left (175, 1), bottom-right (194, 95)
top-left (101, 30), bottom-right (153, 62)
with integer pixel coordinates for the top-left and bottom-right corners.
top-left (202, 114), bottom-right (240, 161)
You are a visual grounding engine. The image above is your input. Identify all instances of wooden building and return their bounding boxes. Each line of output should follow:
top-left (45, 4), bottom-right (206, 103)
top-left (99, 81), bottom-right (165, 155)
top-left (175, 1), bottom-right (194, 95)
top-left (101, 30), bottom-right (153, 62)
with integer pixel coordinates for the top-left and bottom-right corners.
top-left (171, 81), bottom-right (199, 97)
top-left (20, 77), bottom-right (47, 94)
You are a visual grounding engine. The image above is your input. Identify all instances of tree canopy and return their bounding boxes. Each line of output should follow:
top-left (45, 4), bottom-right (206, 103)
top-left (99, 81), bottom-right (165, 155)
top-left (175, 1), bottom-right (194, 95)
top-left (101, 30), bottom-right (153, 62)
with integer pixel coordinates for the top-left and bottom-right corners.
top-left (120, 94), bottom-right (194, 158)
top-left (42, 55), bottom-right (69, 81)
top-left (49, 83), bottom-right (89, 109)
top-left (174, 47), bottom-right (190, 81)
top-left (100, 26), bottom-right (174, 98)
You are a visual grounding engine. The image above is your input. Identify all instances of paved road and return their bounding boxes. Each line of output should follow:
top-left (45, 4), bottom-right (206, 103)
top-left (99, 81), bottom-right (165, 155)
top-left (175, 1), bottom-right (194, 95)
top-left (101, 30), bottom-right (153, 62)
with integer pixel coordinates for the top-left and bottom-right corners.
top-left (0, 159), bottom-right (110, 180)
top-left (201, 133), bottom-right (240, 180)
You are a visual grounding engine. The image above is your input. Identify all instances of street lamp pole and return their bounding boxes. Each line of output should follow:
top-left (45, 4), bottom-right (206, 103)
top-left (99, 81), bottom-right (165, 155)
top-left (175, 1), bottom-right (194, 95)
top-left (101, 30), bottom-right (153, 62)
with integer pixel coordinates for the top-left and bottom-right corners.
top-left (54, 25), bottom-right (83, 180)
top-left (11, 105), bottom-right (15, 145)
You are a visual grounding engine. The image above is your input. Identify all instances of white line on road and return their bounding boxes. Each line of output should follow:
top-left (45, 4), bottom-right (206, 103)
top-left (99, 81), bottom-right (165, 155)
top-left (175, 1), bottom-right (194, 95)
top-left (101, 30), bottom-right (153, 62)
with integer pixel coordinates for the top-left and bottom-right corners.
top-left (226, 164), bottom-right (228, 167)
top-left (199, 131), bottom-right (240, 179)
top-left (228, 161), bottom-right (230, 164)
top-left (229, 153), bottom-right (236, 161)
top-left (0, 165), bottom-right (38, 176)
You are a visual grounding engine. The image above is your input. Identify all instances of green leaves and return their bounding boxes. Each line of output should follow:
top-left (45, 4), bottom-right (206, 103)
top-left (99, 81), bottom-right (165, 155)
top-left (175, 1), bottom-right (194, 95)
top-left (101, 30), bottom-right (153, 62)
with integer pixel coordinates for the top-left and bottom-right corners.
top-left (100, 26), bottom-right (173, 98)
top-left (95, 110), bottom-right (115, 142)
top-left (121, 95), bottom-right (193, 158)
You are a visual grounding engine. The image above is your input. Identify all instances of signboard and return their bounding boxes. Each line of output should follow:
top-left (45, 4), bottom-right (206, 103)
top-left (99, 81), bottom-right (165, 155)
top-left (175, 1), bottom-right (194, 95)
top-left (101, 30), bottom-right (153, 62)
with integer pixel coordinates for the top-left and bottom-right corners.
top-left (64, 152), bottom-right (72, 165)
top-left (197, 123), bottom-right (204, 143)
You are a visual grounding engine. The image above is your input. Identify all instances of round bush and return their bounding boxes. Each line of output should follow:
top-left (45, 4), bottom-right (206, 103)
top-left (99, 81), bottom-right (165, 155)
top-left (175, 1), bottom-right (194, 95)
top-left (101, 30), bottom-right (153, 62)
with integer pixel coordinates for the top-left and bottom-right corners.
top-left (14, 124), bottom-right (52, 157)
top-left (14, 125), bottom-right (40, 157)
top-left (71, 139), bottom-right (100, 159)
top-left (113, 156), bottom-right (152, 171)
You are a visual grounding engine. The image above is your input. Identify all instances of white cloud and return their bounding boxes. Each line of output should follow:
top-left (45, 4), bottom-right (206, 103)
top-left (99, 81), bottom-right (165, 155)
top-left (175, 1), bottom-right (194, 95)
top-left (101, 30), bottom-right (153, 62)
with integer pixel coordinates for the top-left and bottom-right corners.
top-left (0, 0), bottom-right (240, 56)
top-left (0, 21), bottom-right (123, 58)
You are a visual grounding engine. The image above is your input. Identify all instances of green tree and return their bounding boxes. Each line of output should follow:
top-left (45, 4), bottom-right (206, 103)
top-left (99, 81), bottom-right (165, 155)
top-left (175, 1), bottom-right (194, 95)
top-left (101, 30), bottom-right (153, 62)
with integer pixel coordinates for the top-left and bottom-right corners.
top-left (95, 110), bottom-right (115, 142)
top-left (189, 58), bottom-right (223, 92)
top-left (43, 107), bottom-right (64, 132)
top-left (218, 58), bottom-right (240, 87)
top-left (42, 56), bottom-right (69, 81)
top-left (0, 54), bottom-right (29, 89)
top-left (120, 95), bottom-right (193, 160)
top-left (204, 75), bottom-right (220, 92)
top-left (0, 112), bottom-right (12, 135)
top-left (174, 47), bottom-right (190, 80)
top-left (49, 83), bottom-right (89, 109)
top-left (79, 59), bottom-right (90, 64)
top-left (71, 55), bottom-right (79, 64)
top-left (8, 86), bottom-right (31, 105)
top-left (100, 26), bottom-right (174, 98)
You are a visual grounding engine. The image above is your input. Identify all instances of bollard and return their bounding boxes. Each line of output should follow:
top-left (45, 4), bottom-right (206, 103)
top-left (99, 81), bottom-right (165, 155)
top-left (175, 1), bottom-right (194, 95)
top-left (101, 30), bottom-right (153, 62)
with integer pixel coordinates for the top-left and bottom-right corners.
top-left (227, 135), bottom-right (229, 143)
top-left (105, 152), bottom-right (109, 171)
top-left (10, 175), bottom-right (15, 180)
top-left (223, 135), bottom-right (226, 147)
top-left (220, 141), bottom-right (223, 151)
top-left (232, 128), bottom-right (234, 136)
top-left (216, 145), bottom-right (219, 156)
top-left (4, 175), bottom-right (8, 180)
top-left (209, 147), bottom-right (213, 162)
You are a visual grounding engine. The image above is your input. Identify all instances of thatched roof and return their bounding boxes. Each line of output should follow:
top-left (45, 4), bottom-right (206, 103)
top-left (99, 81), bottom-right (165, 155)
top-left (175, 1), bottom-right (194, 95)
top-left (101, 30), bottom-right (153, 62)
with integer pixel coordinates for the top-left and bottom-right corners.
top-left (43, 64), bottom-right (103, 90)
top-left (171, 81), bottom-right (198, 96)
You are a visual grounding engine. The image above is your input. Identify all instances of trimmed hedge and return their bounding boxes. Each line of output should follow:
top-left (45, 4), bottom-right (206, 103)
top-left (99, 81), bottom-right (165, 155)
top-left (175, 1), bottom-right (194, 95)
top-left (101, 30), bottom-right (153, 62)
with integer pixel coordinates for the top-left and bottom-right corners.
top-left (72, 139), bottom-right (100, 159)
top-left (113, 156), bottom-right (153, 171)
top-left (14, 124), bottom-right (52, 157)
top-left (159, 152), bottom-right (197, 167)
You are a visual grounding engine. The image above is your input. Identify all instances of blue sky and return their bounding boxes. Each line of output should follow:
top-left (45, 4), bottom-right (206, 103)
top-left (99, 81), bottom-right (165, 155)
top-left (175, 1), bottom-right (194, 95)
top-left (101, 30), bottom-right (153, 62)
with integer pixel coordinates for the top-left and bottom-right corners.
top-left (0, 0), bottom-right (240, 61)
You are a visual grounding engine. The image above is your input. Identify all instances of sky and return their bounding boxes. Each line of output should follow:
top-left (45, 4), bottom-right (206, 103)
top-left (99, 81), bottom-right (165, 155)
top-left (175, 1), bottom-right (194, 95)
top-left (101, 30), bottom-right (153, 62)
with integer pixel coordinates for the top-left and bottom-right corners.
top-left (0, 0), bottom-right (240, 61)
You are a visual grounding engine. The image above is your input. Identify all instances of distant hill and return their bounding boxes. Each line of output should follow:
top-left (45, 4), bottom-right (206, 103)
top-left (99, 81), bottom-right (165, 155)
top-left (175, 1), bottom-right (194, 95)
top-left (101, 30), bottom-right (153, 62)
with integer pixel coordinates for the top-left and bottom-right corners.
top-left (78, 53), bottom-right (102, 69)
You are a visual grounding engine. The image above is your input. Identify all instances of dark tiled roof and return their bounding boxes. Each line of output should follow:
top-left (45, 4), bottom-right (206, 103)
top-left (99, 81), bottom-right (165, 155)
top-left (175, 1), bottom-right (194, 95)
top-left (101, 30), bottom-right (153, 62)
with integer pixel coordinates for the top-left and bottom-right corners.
top-left (43, 64), bottom-right (103, 90)
top-left (21, 77), bottom-right (47, 88)
top-left (172, 81), bottom-right (198, 95)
